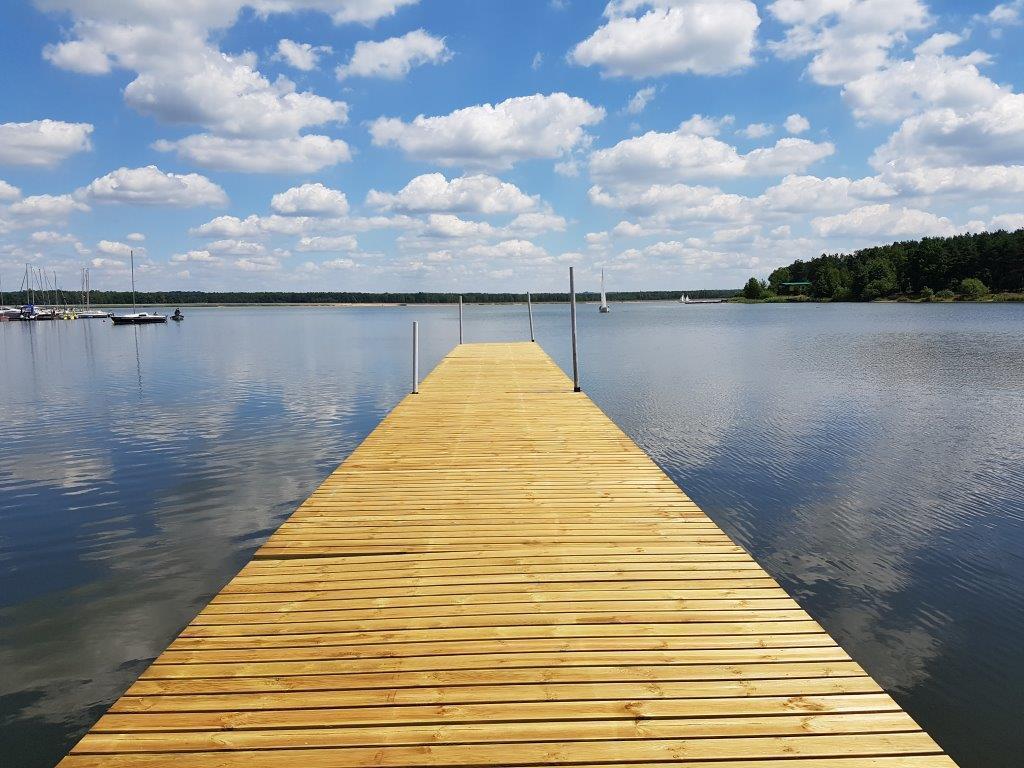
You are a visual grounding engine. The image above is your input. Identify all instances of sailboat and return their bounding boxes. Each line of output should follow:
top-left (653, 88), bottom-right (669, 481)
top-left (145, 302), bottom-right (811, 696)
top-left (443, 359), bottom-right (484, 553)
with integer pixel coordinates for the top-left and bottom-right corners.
top-left (78, 267), bottom-right (111, 319)
top-left (111, 251), bottom-right (166, 325)
top-left (598, 269), bottom-right (610, 313)
top-left (18, 265), bottom-right (57, 319)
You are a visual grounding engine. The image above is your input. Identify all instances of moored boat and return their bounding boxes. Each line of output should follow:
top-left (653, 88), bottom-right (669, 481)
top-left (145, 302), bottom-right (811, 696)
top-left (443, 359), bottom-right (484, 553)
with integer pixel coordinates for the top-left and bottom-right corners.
top-left (111, 251), bottom-right (166, 326)
top-left (78, 267), bottom-right (110, 318)
top-left (111, 312), bottom-right (167, 325)
top-left (680, 293), bottom-right (725, 304)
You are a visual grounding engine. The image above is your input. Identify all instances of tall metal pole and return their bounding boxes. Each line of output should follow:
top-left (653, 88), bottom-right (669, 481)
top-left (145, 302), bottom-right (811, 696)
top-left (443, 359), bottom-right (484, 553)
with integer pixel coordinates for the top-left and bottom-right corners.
top-left (527, 291), bottom-right (535, 342)
top-left (130, 250), bottom-right (137, 312)
top-left (412, 321), bottom-right (420, 394)
top-left (458, 295), bottom-right (463, 344)
top-left (569, 267), bottom-right (580, 392)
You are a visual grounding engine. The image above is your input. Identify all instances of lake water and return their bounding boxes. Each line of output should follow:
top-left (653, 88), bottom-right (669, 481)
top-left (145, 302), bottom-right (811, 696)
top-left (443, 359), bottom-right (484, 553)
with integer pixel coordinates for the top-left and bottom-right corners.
top-left (1, 302), bottom-right (1022, 767)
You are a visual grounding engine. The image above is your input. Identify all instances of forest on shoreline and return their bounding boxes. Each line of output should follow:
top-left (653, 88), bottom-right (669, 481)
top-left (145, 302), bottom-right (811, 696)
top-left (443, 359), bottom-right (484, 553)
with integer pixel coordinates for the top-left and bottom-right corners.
top-left (744, 228), bottom-right (1024, 302)
top-left (1, 289), bottom-right (735, 306)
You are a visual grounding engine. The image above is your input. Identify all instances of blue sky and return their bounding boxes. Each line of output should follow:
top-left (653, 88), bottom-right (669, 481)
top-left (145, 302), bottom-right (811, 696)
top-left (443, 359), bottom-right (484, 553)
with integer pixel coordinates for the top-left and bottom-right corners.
top-left (1, 0), bottom-right (1022, 292)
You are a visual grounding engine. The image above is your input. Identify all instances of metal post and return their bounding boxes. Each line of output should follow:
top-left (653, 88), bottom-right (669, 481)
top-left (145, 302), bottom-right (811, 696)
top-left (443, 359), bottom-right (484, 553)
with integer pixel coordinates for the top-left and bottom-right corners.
top-left (569, 267), bottom-right (580, 392)
top-left (412, 321), bottom-right (420, 394)
top-left (458, 295), bottom-right (463, 344)
top-left (527, 291), bottom-right (535, 342)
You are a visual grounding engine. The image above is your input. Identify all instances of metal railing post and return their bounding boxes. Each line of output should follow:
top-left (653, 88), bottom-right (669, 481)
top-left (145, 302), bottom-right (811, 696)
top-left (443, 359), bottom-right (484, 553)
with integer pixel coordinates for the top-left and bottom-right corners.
top-left (527, 291), bottom-right (535, 342)
top-left (412, 321), bottom-right (420, 394)
top-left (569, 268), bottom-right (580, 392)
top-left (459, 295), bottom-right (464, 344)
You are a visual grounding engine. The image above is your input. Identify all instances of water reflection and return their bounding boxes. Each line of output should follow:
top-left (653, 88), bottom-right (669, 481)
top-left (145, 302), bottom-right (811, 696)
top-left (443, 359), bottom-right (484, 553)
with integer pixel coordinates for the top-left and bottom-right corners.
top-left (1, 303), bottom-right (1022, 768)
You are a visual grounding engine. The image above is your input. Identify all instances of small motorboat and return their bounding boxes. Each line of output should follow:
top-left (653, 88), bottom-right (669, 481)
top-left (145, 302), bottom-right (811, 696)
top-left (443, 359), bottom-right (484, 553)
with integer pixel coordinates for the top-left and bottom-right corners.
top-left (171, 309), bottom-right (184, 322)
top-left (78, 309), bottom-right (112, 319)
top-left (111, 312), bottom-right (167, 325)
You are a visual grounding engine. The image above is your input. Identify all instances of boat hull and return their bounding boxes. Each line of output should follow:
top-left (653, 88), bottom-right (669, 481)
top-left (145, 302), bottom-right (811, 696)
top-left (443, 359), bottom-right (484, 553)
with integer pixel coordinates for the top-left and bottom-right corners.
top-left (111, 315), bottom-right (167, 325)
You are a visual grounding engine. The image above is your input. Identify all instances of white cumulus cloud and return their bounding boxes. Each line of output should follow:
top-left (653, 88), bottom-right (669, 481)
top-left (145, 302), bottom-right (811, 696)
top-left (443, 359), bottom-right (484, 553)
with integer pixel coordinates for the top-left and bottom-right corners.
top-left (570, 0), bottom-right (760, 78)
top-left (336, 29), bottom-right (450, 80)
top-left (768, 0), bottom-right (931, 86)
top-left (271, 182), bottom-right (349, 217)
top-left (740, 123), bottom-right (773, 139)
top-left (170, 250), bottom-right (223, 264)
top-left (589, 128), bottom-right (834, 182)
top-left (295, 235), bottom-right (359, 251)
top-left (0, 120), bottom-right (93, 167)
top-left (784, 113), bottom-right (810, 134)
top-left (35, 2), bottom-right (372, 174)
top-left (369, 92), bottom-right (605, 169)
top-left (678, 114), bottom-right (735, 136)
top-left (812, 203), bottom-right (957, 238)
top-left (154, 135), bottom-right (352, 173)
top-left (759, 174), bottom-right (897, 213)
top-left (97, 240), bottom-right (144, 257)
top-left (871, 92), bottom-right (1024, 171)
top-left (843, 48), bottom-right (1006, 123)
top-left (422, 214), bottom-right (495, 239)
top-left (366, 173), bottom-right (537, 214)
top-left (79, 166), bottom-right (227, 207)
top-left (8, 194), bottom-right (89, 223)
top-left (0, 180), bottom-right (21, 201)
top-left (275, 39), bottom-right (331, 71)
top-left (208, 239), bottom-right (267, 255)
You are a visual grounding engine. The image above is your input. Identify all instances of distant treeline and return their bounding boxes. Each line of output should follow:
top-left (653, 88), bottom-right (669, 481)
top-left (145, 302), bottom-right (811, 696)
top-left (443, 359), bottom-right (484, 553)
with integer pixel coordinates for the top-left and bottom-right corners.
top-left (763, 228), bottom-right (1024, 300)
top-left (1, 288), bottom-right (737, 306)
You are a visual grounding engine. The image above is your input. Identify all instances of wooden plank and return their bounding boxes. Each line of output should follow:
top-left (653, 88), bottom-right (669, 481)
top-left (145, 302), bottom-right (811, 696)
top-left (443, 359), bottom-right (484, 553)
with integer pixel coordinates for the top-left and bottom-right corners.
top-left (56, 342), bottom-right (955, 767)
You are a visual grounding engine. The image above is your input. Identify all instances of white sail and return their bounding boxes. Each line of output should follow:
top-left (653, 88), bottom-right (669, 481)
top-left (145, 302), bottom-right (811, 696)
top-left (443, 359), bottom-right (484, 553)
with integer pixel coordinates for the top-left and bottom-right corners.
top-left (599, 270), bottom-right (610, 312)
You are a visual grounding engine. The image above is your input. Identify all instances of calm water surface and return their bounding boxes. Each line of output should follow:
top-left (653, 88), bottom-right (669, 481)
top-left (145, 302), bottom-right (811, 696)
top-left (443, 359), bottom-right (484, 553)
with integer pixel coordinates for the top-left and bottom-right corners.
top-left (1, 303), bottom-right (1022, 767)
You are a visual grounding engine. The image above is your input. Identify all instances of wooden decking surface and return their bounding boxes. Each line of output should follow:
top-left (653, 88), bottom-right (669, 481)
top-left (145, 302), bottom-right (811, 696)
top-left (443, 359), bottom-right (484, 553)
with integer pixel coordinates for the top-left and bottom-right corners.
top-left (59, 342), bottom-right (956, 767)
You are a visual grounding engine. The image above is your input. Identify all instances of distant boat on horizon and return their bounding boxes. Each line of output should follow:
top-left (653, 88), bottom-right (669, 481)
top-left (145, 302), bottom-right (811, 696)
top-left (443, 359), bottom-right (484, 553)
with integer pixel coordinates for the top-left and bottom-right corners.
top-left (680, 293), bottom-right (725, 305)
top-left (111, 251), bottom-right (166, 325)
top-left (599, 269), bottom-right (610, 313)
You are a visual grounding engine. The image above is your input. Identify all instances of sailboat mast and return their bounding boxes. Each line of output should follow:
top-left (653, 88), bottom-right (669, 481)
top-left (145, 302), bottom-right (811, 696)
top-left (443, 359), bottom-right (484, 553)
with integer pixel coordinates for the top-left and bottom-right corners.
top-left (130, 250), bottom-right (137, 311)
top-left (86, 268), bottom-right (91, 309)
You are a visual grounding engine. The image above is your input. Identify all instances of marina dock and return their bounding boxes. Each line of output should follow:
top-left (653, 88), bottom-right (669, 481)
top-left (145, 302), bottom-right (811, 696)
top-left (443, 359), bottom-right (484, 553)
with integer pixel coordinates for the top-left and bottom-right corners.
top-left (58, 342), bottom-right (956, 767)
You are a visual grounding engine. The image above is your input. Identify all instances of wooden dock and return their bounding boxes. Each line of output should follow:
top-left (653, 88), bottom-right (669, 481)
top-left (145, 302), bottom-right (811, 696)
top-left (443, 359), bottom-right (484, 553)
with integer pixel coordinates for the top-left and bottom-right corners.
top-left (59, 342), bottom-right (956, 767)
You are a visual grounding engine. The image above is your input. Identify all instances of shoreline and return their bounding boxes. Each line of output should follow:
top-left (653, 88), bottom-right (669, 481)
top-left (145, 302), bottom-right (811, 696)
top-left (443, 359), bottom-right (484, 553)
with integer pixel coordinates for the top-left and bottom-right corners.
top-left (8, 295), bottom-right (1024, 310)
